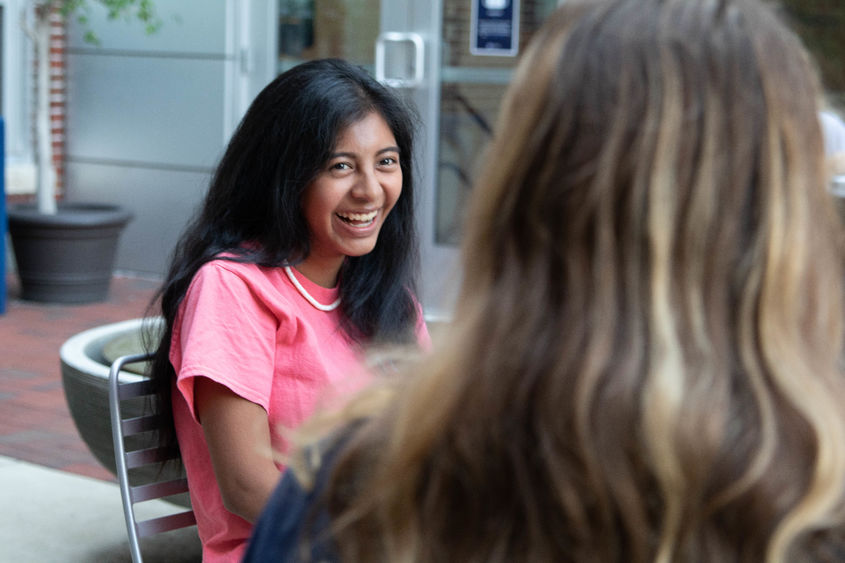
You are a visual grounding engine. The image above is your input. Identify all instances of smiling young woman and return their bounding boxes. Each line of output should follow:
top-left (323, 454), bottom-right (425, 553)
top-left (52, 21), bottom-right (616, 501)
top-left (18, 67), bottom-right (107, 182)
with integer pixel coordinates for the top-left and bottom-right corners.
top-left (144, 59), bottom-right (429, 563)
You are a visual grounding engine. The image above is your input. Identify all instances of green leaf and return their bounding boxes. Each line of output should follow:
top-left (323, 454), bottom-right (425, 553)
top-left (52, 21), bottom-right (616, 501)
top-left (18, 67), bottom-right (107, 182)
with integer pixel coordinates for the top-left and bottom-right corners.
top-left (82, 29), bottom-right (99, 45)
top-left (54, 0), bottom-right (163, 45)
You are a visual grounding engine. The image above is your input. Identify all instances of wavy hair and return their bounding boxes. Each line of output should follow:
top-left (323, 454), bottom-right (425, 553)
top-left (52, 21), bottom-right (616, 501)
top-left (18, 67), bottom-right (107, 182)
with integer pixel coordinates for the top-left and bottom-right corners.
top-left (294, 1), bottom-right (845, 561)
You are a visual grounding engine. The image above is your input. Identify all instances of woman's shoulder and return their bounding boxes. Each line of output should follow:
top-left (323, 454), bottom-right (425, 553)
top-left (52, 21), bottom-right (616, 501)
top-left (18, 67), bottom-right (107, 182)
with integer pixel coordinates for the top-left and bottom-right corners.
top-left (196, 254), bottom-right (285, 289)
top-left (187, 255), bottom-right (305, 316)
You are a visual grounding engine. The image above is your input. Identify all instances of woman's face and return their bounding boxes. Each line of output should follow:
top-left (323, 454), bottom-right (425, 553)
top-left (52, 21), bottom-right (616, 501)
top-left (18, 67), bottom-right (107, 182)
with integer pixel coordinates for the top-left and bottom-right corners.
top-left (298, 111), bottom-right (403, 287)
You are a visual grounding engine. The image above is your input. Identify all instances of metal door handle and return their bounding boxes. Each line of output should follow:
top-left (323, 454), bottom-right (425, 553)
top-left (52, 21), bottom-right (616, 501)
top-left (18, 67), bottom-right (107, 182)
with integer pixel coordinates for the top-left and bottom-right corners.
top-left (375, 32), bottom-right (425, 88)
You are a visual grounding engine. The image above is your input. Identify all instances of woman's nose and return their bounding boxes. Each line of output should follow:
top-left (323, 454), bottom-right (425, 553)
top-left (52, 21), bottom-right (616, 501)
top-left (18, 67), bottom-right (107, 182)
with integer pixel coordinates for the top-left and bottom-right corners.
top-left (351, 169), bottom-right (380, 199)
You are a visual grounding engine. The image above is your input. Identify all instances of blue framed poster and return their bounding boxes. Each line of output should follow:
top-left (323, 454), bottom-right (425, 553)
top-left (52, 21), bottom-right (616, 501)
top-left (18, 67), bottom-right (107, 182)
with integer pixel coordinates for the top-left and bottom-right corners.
top-left (470, 0), bottom-right (520, 57)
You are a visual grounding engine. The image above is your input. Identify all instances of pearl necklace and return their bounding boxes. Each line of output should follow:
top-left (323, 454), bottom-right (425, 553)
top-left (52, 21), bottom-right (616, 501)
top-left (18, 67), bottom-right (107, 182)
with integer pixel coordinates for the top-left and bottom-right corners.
top-left (284, 266), bottom-right (341, 312)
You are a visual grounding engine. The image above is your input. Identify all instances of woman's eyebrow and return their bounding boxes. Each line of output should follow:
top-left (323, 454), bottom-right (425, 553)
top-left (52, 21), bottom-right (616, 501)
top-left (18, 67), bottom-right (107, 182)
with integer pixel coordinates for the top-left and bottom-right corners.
top-left (329, 146), bottom-right (401, 159)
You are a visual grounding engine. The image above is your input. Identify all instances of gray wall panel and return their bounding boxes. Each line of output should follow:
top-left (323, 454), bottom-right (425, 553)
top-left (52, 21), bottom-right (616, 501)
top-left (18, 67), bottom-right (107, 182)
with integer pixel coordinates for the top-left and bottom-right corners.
top-left (66, 0), bottom-right (229, 54)
top-left (65, 161), bottom-right (212, 276)
top-left (60, 0), bottom-right (273, 278)
top-left (65, 54), bottom-right (228, 168)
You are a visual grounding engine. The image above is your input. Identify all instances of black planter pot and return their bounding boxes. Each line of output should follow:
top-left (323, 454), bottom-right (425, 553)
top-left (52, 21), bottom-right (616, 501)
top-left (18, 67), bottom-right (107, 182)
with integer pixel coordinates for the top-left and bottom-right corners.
top-left (7, 203), bottom-right (133, 304)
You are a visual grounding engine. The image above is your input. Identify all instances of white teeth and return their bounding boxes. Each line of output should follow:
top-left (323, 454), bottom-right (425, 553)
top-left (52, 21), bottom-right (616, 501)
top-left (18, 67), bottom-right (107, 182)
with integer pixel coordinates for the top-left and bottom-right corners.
top-left (337, 210), bottom-right (377, 222)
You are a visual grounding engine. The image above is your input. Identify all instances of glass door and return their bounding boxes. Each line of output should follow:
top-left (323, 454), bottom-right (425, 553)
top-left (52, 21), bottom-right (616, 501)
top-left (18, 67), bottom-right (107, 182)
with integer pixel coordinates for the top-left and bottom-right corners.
top-left (415, 0), bottom-right (559, 319)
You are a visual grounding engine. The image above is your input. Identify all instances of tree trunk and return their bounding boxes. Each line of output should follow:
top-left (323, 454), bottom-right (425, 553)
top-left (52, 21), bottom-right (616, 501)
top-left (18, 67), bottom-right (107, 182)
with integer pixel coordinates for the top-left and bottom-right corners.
top-left (34, 4), bottom-right (57, 215)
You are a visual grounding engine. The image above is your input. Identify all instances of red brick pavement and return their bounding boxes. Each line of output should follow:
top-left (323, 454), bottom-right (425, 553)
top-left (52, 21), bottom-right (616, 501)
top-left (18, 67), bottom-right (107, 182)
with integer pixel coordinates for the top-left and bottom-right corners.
top-left (0, 273), bottom-right (160, 481)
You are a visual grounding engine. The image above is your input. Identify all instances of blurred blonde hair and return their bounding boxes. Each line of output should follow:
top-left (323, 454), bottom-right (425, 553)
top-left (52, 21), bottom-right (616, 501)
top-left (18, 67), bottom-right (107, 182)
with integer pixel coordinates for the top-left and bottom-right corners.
top-left (291, 0), bottom-right (845, 561)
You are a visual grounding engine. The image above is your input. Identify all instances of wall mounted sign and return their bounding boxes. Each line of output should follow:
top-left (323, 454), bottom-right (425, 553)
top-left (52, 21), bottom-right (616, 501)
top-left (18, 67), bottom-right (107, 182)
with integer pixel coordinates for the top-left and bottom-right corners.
top-left (470, 0), bottom-right (520, 57)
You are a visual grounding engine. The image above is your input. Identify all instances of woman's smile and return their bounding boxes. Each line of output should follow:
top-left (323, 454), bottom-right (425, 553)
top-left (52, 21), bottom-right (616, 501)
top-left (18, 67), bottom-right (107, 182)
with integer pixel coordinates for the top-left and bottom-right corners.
top-left (336, 209), bottom-right (379, 227)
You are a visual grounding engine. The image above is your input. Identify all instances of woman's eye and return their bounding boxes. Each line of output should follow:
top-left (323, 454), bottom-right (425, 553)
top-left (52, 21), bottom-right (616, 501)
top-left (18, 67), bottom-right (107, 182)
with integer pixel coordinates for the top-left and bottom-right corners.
top-left (330, 162), bottom-right (351, 171)
top-left (379, 157), bottom-right (398, 166)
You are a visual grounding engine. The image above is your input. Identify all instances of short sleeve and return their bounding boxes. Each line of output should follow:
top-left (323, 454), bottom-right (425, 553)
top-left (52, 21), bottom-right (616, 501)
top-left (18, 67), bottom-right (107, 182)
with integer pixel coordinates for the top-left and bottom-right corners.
top-left (171, 261), bottom-right (279, 421)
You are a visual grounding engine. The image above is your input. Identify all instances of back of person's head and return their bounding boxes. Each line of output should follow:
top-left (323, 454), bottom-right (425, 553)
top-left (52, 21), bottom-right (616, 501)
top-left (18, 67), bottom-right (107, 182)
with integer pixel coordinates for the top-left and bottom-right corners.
top-left (314, 0), bottom-right (845, 561)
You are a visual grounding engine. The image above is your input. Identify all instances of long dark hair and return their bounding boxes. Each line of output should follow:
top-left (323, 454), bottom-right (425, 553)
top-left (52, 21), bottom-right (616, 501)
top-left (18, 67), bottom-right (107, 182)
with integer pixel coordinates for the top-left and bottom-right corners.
top-left (144, 58), bottom-right (420, 453)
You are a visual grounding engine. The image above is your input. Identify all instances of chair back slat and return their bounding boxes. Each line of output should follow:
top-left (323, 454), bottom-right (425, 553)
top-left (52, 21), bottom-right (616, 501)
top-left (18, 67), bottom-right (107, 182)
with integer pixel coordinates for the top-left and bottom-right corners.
top-left (121, 414), bottom-right (164, 436)
top-left (136, 510), bottom-right (197, 538)
top-left (125, 445), bottom-right (181, 469)
top-left (118, 379), bottom-right (156, 399)
top-left (129, 478), bottom-right (191, 503)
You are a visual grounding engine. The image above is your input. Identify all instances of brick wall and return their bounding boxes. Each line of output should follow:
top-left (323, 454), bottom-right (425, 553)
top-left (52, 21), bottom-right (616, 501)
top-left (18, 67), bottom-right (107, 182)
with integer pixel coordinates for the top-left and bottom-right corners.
top-left (48, 6), bottom-right (66, 198)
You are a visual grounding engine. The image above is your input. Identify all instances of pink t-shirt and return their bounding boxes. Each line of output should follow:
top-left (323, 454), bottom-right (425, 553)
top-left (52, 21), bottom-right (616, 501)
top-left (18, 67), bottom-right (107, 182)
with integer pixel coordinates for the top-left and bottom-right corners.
top-left (170, 258), bottom-right (428, 562)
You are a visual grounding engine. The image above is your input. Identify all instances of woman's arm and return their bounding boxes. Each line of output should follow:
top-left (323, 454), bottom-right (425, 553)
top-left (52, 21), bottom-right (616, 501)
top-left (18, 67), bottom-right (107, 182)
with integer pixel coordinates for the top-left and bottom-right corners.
top-left (195, 376), bottom-right (282, 522)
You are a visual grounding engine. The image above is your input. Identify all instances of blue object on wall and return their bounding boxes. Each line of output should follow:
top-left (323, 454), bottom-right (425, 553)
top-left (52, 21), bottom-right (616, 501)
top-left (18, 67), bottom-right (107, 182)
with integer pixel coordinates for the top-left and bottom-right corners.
top-left (470, 0), bottom-right (520, 57)
top-left (1, 117), bottom-right (6, 314)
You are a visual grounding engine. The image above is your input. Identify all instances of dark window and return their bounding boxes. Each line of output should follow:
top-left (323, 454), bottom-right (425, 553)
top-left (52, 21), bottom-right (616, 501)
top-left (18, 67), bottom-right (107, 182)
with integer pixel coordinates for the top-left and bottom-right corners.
top-left (782, 1), bottom-right (845, 109)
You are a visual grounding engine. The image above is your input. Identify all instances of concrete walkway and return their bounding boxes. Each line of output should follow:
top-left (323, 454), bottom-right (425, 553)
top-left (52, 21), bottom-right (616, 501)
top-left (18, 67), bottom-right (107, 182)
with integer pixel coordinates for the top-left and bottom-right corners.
top-left (0, 455), bottom-right (201, 562)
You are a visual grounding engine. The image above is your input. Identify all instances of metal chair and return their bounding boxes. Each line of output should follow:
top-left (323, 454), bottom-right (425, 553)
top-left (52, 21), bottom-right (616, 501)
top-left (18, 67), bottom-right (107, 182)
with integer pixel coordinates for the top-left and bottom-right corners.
top-left (108, 352), bottom-right (197, 563)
